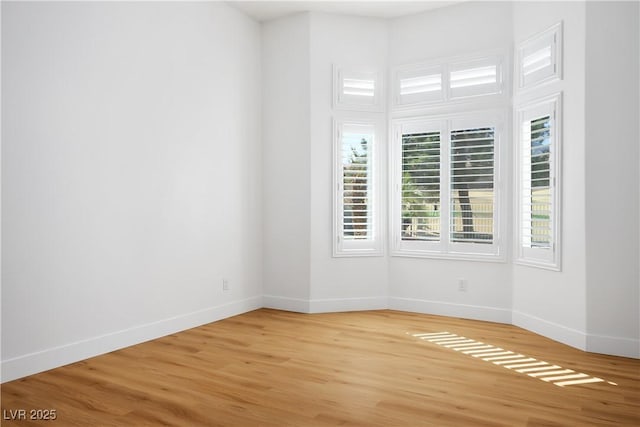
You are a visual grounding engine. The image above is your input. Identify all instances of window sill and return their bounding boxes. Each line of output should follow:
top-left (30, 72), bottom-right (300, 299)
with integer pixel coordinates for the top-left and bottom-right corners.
top-left (390, 249), bottom-right (506, 263)
top-left (514, 258), bottom-right (561, 271)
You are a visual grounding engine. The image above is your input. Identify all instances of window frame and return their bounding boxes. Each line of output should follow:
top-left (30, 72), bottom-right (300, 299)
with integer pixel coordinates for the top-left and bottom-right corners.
top-left (333, 117), bottom-right (384, 257)
top-left (514, 93), bottom-right (562, 270)
top-left (390, 111), bottom-right (505, 261)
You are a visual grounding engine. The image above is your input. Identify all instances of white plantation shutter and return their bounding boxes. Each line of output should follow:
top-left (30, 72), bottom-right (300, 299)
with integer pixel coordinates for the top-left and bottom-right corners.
top-left (334, 67), bottom-right (383, 112)
top-left (333, 120), bottom-right (382, 257)
top-left (523, 46), bottom-right (552, 78)
top-left (516, 94), bottom-right (561, 269)
top-left (343, 78), bottom-right (375, 97)
top-left (517, 23), bottom-right (562, 90)
top-left (391, 54), bottom-right (505, 110)
top-left (401, 130), bottom-right (442, 242)
top-left (449, 57), bottom-right (502, 99)
top-left (341, 124), bottom-right (372, 241)
top-left (450, 127), bottom-right (495, 245)
top-left (395, 64), bottom-right (444, 106)
top-left (392, 115), bottom-right (502, 259)
top-left (523, 115), bottom-right (552, 248)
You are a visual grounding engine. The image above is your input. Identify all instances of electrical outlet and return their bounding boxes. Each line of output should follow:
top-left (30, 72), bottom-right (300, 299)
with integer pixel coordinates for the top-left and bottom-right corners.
top-left (458, 278), bottom-right (468, 292)
top-left (222, 279), bottom-right (230, 291)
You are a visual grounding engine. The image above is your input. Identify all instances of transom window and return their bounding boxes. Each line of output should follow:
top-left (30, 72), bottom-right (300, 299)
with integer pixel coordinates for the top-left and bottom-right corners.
top-left (333, 66), bottom-right (384, 112)
top-left (392, 54), bottom-right (504, 109)
top-left (516, 22), bottom-right (562, 90)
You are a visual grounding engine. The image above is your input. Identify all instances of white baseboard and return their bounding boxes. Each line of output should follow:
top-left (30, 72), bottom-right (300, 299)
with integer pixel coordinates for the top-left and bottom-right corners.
top-left (262, 295), bottom-right (311, 313)
top-left (309, 296), bottom-right (388, 313)
top-left (512, 310), bottom-right (587, 351)
top-left (262, 295), bottom-right (388, 314)
top-left (586, 333), bottom-right (640, 359)
top-left (389, 297), bottom-right (512, 324)
top-left (1, 296), bottom-right (262, 383)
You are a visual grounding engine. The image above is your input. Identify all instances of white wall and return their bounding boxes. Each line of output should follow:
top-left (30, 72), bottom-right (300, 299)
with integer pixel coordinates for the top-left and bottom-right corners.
top-left (261, 13), bottom-right (312, 311)
top-left (308, 12), bottom-right (389, 311)
top-left (388, 1), bottom-right (513, 63)
top-left (584, 1), bottom-right (640, 358)
top-left (387, 2), bottom-right (514, 323)
top-left (1, 1), bottom-right (263, 382)
top-left (511, 1), bottom-right (588, 350)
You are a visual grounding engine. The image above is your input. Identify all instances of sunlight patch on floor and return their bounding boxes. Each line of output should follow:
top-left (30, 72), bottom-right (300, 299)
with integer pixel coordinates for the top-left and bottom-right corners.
top-left (410, 332), bottom-right (617, 387)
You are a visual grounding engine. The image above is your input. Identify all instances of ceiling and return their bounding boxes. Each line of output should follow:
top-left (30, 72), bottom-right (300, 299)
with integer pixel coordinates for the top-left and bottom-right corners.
top-left (227, 1), bottom-right (463, 22)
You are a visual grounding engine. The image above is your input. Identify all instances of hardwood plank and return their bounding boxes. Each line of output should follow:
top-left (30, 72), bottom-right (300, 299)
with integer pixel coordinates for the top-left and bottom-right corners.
top-left (2, 309), bottom-right (639, 426)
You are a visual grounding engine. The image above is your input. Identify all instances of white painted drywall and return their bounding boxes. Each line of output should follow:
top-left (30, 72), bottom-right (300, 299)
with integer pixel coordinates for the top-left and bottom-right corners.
top-left (511, 1), bottom-right (588, 350)
top-left (386, 1), bottom-right (514, 323)
top-left (389, 1), bottom-right (513, 64)
top-left (1, 1), bottom-right (263, 381)
top-left (584, 1), bottom-right (640, 358)
top-left (261, 13), bottom-right (312, 310)
top-left (308, 12), bottom-right (389, 310)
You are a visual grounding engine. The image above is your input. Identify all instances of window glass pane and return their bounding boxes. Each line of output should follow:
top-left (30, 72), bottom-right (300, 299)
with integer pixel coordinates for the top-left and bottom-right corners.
top-left (450, 127), bottom-right (495, 244)
top-left (401, 131), bottom-right (441, 241)
top-left (342, 126), bottom-right (372, 240)
top-left (522, 115), bottom-right (552, 248)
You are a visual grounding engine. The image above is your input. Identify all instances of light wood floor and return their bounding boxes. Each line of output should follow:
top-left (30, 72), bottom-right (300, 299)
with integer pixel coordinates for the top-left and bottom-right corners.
top-left (2, 309), bottom-right (639, 426)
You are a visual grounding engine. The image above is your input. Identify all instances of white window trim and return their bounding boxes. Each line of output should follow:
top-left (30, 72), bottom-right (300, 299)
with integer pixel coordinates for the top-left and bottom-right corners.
top-left (390, 111), bottom-right (506, 262)
top-left (516, 22), bottom-right (563, 92)
top-left (333, 65), bottom-right (384, 112)
top-left (514, 93), bottom-right (562, 270)
top-left (333, 117), bottom-right (384, 257)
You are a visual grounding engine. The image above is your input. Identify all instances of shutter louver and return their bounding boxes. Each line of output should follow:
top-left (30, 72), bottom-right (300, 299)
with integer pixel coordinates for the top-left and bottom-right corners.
top-left (449, 57), bottom-right (501, 99)
top-left (401, 131), bottom-right (441, 241)
top-left (343, 78), bottom-right (375, 97)
top-left (522, 115), bottom-right (552, 248)
top-left (450, 127), bottom-right (495, 244)
top-left (523, 46), bottom-right (552, 77)
top-left (400, 74), bottom-right (441, 95)
top-left (341, 125), bottom-right (373, 241)
top-left (396, 65), bottom-right (443, 106)
top-left (450, 66), bottom-right (497, 89)
top-left (334, 67), bottom-right (383, 111)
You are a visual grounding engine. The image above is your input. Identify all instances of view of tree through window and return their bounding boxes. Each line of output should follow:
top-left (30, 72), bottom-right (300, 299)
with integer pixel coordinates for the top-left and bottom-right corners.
top-left (528, 115), bottom-right (551, 247)
top-left (401, 131), bottom-right (441, 241)
top-left (450, 127), bottom-right (495, 244)
top-left (342, 132), bottom-right (370, 240)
